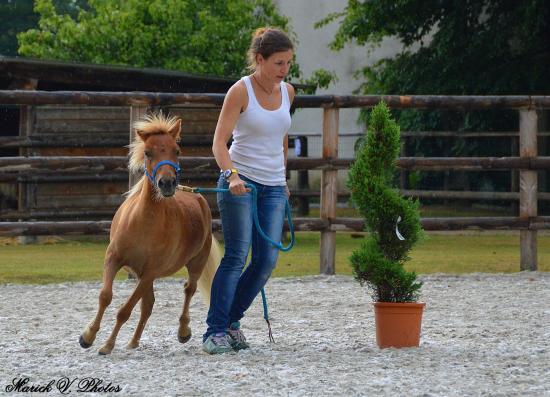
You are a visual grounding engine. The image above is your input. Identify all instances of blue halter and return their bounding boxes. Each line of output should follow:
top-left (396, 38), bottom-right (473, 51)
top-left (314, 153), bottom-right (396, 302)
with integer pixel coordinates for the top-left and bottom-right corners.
top-left (144, 159), bottom-right (181, 185)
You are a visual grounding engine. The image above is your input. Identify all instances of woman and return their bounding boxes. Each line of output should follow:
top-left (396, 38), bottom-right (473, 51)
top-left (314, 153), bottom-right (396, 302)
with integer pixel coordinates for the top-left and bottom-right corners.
top-left (203, 27), bottom-right (295, 354)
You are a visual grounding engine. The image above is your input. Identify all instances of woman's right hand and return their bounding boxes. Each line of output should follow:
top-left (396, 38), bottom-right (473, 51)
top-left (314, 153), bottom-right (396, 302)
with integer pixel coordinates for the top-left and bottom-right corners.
top-left (228, 175), bottom-right (251, 195)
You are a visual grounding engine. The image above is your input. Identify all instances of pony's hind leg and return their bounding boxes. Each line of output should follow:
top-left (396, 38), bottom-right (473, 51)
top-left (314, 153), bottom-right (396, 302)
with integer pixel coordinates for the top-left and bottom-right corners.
top-left (126, 284), bottom-right (155, 350)
top-left (79, 254), bottom-right (120, 349)
top-left (177, 269), bottom-right (200, 343)
top-left (98, 276), bottom-right (154, 355)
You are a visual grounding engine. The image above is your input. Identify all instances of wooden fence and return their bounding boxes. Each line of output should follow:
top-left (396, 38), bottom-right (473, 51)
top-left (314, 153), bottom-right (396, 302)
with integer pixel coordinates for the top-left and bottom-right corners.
top-left (1, 91), bottom-right (550, 273)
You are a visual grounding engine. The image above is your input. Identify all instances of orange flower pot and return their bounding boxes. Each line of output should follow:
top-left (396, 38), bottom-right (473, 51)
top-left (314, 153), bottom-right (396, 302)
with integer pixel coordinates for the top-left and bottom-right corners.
top-left (373, 302), bottom-right (426, 348)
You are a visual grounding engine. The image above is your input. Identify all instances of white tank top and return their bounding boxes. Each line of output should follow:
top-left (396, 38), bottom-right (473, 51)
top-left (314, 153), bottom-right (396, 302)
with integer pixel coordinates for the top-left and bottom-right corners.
top-left (228, 76), bottom-right (291, 186)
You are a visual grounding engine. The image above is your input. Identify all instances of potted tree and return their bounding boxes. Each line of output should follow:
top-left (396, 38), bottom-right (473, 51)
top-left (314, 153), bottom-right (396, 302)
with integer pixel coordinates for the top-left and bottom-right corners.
top-left (348, 102), bottom-right (425, 348)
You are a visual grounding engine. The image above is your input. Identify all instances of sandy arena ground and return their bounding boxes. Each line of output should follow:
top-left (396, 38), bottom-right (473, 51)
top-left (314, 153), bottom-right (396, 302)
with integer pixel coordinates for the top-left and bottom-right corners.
top-left (0, 273), bottom-right (549, 396)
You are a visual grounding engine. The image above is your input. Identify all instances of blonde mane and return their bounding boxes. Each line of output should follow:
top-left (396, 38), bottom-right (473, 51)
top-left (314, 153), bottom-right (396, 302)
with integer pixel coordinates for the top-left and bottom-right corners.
top-left (127, 112), bottom-right (181, 197)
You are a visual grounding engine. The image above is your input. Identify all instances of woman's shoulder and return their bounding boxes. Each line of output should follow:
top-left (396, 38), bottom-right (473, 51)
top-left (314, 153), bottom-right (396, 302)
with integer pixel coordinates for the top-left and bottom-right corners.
top-left (225, 79), bottom-right (249, 110)
top-left (228, 78), bottom-right (248, 97)
top-left (285, 82), bottom-right (295, 103)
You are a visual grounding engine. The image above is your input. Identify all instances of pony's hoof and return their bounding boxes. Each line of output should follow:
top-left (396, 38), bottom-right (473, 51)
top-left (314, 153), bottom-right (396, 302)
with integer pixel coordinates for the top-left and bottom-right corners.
top-left (178, 332), bottom-right (192, 344)
top-left (98, 345), bottom-right (112, 355)
top-left (126, 341), bottom-right (139, 350)
top-left (79, 335), bottom-right (92, 349)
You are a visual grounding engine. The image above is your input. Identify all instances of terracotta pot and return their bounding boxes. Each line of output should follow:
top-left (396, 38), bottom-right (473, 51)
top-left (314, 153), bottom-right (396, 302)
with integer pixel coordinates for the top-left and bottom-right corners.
top-left (373, 302), bottom-right (426, 348)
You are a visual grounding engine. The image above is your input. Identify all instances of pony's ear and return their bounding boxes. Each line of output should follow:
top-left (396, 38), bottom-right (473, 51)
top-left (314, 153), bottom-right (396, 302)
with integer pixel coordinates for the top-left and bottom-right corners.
top-left (136, 130), bottom-right (148, 142)
top-left (168, 119), bottom-right (182, 140)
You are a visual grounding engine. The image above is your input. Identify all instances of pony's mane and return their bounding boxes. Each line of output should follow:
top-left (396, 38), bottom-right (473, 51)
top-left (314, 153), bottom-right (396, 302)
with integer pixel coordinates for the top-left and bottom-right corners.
top-left (126, 112), bottom-right (180, 197)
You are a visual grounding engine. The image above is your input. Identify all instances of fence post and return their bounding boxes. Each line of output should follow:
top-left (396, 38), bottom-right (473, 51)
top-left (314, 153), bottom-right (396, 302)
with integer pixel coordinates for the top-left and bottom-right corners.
top-left (510, 135), bottom-right (519, 214)
top-left (297, 136), bottom-right (310, 215)
top-left (17, 105), bottom-right (38, 244)
top-left (129, 105), bottom-right (148, 189)
top-left (519, 109), bottom-right (538, 271)
top-left (320, 108), bottom-right (339, 275)
top-left (400, 137), bottom-right (407, 190)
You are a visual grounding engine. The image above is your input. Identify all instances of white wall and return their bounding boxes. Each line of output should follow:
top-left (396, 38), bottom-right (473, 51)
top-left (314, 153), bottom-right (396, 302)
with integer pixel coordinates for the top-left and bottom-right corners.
top-left (274, 0), bottom-right (403, 157)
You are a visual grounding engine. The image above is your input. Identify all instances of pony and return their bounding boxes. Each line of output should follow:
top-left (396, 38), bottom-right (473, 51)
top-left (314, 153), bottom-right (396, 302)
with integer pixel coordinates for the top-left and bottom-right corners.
top-left (79, 112), bottom-right (221, 355)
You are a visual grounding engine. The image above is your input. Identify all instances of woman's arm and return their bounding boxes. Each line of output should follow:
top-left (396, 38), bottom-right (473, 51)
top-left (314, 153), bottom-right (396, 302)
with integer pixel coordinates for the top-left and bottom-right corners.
top-left (283, 133), bottom-right (290, 196)
top-left (284, 82), bottom-right (295, 197)
top-left (283, 134), bottom-right (288, 167)
top-left (286, 82), bottom-right (295, 104)
top-left (284, 82), bottom-right (295, 168)
top-left (211, 82), bottom-right (249, 195)
top-left (212, 83), bottom-right (245, 170)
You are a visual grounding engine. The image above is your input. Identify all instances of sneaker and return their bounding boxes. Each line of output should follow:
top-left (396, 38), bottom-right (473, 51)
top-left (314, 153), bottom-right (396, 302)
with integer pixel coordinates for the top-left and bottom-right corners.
top-left (202, 333), bottom-right (233, 354)
top-left (227, 322), bottom-right (250, 351)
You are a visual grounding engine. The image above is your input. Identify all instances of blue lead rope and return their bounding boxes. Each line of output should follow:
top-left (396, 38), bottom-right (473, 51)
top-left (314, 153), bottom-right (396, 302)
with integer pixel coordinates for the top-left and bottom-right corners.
top-left (259, 288), bottom-right (274, 343)
top-left (191, 183), bottom-right (295, 342)
top-left (146, 159), bottom-right (292, 340)
top-left (194, 184), bottom-right (295, 252)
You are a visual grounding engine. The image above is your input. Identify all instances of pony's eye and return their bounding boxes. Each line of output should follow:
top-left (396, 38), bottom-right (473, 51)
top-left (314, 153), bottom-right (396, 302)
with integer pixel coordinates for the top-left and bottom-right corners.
top-left (144, 150), bottom-right (152, 158)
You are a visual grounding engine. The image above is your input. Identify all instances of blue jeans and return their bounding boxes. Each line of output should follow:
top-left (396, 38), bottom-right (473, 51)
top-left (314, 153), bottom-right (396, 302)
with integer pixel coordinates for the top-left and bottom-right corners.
top-left (203, 175), bottom-right (287, 341)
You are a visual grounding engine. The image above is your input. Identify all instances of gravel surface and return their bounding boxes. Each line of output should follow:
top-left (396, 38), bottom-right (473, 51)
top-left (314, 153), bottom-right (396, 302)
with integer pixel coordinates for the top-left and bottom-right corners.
top-left (0, 273), bottom-right (549, 396)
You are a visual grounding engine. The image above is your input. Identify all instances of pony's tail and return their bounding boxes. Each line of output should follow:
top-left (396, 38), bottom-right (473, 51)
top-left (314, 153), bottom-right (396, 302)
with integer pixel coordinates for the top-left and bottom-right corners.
top-left (197, 235), bottom-right (222, 307)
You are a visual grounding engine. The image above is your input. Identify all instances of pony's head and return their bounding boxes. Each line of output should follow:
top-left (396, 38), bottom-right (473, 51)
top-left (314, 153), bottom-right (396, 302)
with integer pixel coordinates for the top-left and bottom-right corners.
top-left (129, 112), bottom-right (182, 198)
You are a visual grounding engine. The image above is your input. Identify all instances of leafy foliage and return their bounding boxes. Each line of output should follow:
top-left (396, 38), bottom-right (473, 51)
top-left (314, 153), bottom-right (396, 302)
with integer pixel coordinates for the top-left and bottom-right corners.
top-left (298, 69), bottom-right (338, 94)
top-left (319, 0), bottom-right (550, 101)
top-left (350, 239), bottom-right (422, 303)
top-left (1, 0), bottom-right (88, 57)
top-left (348, 102), bottom-right (422, 302)
top-left (319, 0), bottom-right (550, 192)
top-left (17, 0), bottom-right (332, 89)
top-left (0, 0), bottom-right (38, 56)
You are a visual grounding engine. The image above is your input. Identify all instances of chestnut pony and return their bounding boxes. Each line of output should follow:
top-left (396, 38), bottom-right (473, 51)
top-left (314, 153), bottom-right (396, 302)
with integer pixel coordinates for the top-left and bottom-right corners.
top-left (79, 113), bottom-right (221, 355)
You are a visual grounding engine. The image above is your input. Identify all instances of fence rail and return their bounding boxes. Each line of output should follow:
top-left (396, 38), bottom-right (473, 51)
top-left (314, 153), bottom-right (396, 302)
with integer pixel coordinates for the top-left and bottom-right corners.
top-left (3, 216), bottom-right (550, 237)
top-left (1, 91), bottom-right (549, 272)
top-left (2, 131), bottom-right (549, 149)
top-left (3, 155), bottom-right (550, 170)
top-left (1, 91), bottom-right (550, 108)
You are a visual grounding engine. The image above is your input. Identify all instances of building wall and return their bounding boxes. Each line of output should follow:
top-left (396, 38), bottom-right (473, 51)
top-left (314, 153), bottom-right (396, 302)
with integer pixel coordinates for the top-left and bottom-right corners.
top-left (273, 0), bottom-right (403, 195)
top-left (274, 0), bottom-right (403, 157)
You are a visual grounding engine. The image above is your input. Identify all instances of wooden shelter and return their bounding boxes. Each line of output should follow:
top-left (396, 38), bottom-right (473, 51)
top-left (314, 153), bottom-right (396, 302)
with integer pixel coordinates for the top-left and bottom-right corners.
top-left (0, 56), bottom-right (239, 219)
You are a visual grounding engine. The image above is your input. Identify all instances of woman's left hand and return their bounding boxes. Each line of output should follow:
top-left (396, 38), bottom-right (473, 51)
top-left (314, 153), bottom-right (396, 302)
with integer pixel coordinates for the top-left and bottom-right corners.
top-left (285, 184), bottom-right (290, 198)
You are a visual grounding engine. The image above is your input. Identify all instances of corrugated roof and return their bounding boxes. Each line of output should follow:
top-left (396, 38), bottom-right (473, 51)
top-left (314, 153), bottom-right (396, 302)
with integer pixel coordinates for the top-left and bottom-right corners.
top-left (0, 56), bottom-right (311, 92)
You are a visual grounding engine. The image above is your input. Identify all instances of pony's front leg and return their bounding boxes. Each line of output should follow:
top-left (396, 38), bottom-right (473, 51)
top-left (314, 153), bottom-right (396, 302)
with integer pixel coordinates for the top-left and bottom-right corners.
top-left (79, 255), bottom-right (120, 349)
top-left (98, 276), bottom-right (153, 355)
top-left (126, 284), bottom-right (155, 350)
top-left (177, 270), bottom-right (199, 344)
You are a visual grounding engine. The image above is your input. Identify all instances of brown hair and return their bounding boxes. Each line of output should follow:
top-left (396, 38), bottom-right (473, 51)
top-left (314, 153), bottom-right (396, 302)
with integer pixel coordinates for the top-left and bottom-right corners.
top-left (247, 27), bottom-right (294, 70)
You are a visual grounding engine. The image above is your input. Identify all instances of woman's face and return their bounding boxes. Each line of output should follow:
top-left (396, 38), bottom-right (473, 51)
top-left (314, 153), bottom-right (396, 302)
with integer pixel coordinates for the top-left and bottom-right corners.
top-left (257, 49), bottom-right (293, 82)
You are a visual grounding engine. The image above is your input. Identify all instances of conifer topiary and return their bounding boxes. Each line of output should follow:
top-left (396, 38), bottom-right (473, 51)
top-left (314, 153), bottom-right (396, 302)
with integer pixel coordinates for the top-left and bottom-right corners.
top-left (348, 102), bottom-right (423, 302)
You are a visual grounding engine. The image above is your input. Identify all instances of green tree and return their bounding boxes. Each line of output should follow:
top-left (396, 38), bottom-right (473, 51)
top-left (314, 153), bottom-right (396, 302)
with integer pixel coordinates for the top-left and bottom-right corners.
top-left (319, 0), bottom-right (550, 130)
top-left (1, 0), bottom-right (88, 56)
top-left (319, 0), bottom-right (550, 192)
top-left (18, 0), bottom-right (331, 88)
top-left (0, 0), bottom-right (38, 56)
top-left (348, 102), bottom-right (422, 302)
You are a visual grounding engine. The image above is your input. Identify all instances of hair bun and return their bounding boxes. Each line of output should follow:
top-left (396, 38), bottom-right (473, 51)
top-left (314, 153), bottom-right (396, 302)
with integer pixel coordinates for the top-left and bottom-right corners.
top-left (253, 27), bottom-right (269, 39)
